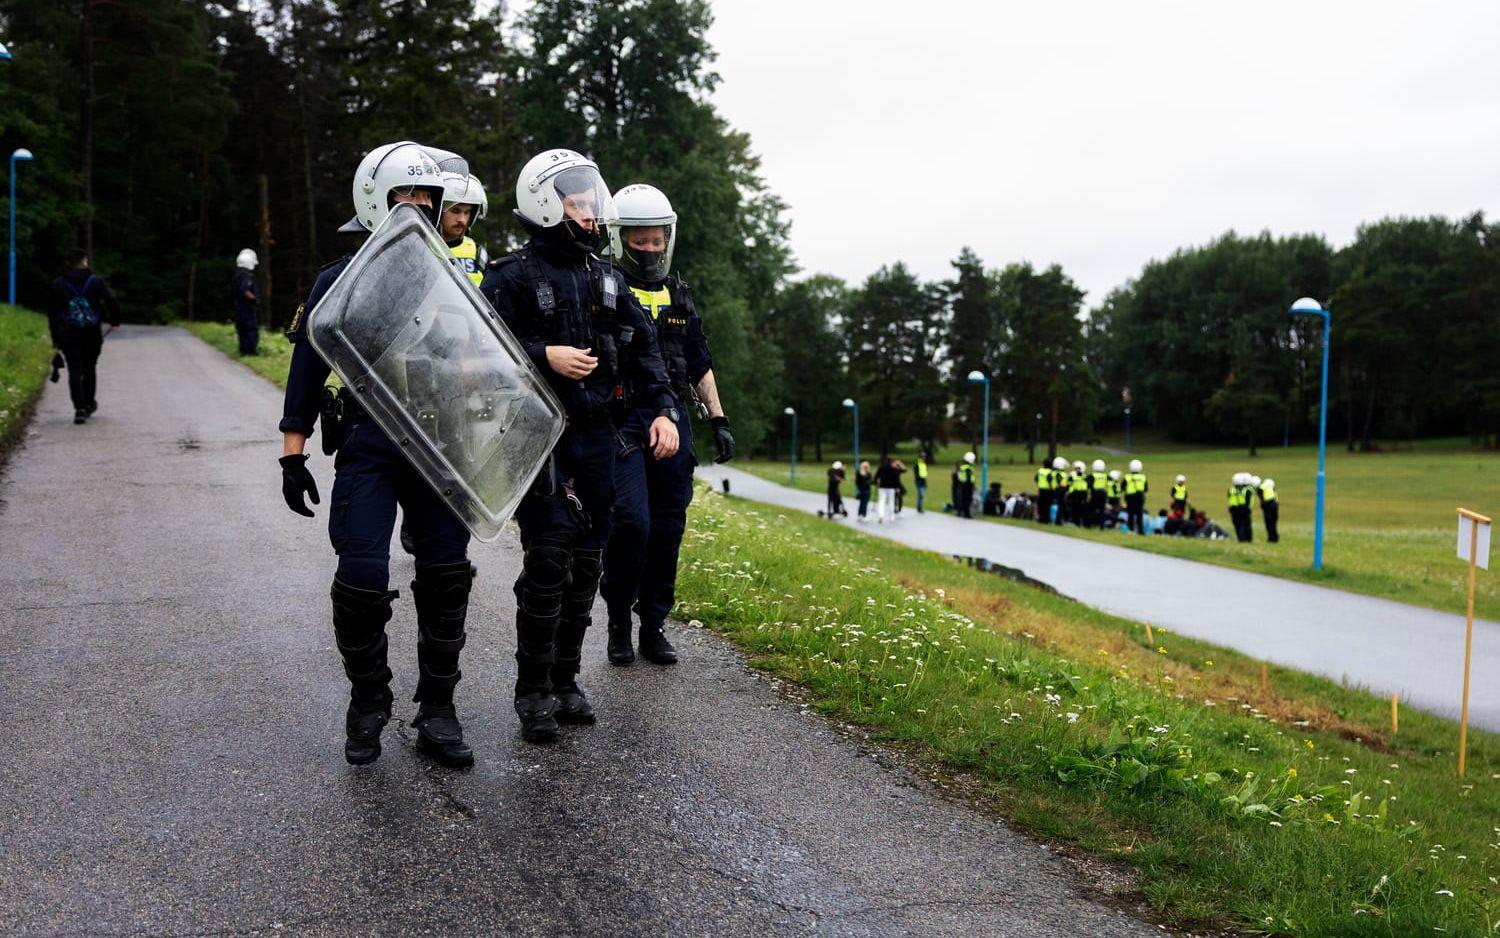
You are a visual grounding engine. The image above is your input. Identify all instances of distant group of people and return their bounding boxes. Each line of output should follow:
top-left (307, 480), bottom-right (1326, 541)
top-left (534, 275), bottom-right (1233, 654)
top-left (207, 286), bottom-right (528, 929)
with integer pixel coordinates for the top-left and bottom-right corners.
top-left (818, 451), bottom-right (1283, 546)
top-left (824, 454), bottom-right (923, 522)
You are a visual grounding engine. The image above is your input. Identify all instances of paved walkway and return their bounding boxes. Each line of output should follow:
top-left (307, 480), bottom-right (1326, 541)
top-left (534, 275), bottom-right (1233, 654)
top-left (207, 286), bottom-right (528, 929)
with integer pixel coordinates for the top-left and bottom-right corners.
top-left (700, 465), bottom-right (1500, 732)
top-left (0, 326), bottom-right (1155, 936)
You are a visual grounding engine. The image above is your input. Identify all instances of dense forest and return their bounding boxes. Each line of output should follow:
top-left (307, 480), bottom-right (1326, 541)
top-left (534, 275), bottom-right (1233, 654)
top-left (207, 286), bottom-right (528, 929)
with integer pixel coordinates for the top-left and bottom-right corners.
top-left (2, 0), bottom-right (1496, 455)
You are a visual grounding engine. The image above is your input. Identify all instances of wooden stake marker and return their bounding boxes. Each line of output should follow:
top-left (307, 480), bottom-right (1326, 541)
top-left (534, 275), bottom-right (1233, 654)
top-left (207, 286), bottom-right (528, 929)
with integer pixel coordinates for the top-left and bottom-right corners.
top-left (1391, 692), bottom-right (1399, 735)
top-left (1455, 508), bottom-right (1491, 778)
top-left (1260, 662), bottom-right (1269, 695)
top-left (1144, 623), bottom-right (1154, 645)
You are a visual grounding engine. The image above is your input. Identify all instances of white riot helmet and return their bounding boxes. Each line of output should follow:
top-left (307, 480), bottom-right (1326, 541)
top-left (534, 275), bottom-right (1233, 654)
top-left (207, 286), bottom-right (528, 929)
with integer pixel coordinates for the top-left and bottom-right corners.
top-left (235, 248), bottom-right (258, 270)
top-left (513, 148), bottom-right (618, 255)
top-left (1128, 459), bottom-right (1143, 473)
top-left (832, 460), bottom-right (843, 470)
top-left (351, 141), bottom-right (444, 232)
top-left (1232, 472), bottom-right (1247, 486)
top-left (1072, 460), bottom-right (1085, 471)
top-left (1250, 475), bottom-right (1262, 487)
top-left (442, 172), bottom-right (488, 220)
top-left (1052, 457), bottom-right (1067, 470)
top-left (1263, 477), bottom-right (1275, 488)
top-left (1109, 470), bottom-right (1122, 480)
top-left (964, 452), bottom-right (976, 464)
top-left (1091, 459), bottom-right (1106, 472)
top-left (1175, 474), bottom-right (1186, 484)
top-left (609, 183), bottom-right (677, 282)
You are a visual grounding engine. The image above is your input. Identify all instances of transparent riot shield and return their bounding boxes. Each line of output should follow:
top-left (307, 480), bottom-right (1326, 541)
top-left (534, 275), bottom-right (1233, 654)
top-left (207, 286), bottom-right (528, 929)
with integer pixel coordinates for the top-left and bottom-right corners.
top-left (306, 202), bottom-right (565, 541)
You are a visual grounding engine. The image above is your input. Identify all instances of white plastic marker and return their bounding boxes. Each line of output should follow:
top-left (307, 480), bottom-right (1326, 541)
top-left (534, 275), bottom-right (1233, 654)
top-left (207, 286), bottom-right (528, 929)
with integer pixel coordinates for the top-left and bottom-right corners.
top-left (1456, 508), bottom-right (1491, 777)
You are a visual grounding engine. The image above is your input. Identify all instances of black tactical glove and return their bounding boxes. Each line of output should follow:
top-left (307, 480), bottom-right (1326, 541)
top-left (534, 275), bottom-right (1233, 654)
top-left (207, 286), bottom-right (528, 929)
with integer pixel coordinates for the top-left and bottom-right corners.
top-left (711, 416), bottom-right (735, 464)
top-left (279, 454), bottom-right (320, 517)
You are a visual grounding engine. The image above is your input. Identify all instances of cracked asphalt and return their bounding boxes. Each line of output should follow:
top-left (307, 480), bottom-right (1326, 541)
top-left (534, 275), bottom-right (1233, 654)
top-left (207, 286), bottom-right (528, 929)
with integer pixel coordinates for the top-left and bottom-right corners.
top-left (0, 326), bottom-right (1159, 936)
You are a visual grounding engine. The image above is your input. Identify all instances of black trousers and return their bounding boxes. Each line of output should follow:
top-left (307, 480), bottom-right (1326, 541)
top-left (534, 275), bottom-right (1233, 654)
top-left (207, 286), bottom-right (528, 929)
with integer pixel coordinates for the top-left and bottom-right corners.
top-left (1125, 494), bottom-right (1145, 534)
top-left (1230, 506), bottom-right (1253, 542)
top-left (59, 339), bottom-right (102, 411)
top-left (1035, 490), bottom-right (1052, 524)
top-left (235, 319), bottom-right (260, 355)
top-left (1261, 502), bottom-right (1279, 542)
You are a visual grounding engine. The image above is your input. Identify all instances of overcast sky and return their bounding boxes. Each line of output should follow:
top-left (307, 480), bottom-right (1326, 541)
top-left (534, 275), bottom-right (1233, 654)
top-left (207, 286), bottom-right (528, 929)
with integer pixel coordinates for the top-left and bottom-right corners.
top-left (705, 0), bottom-right (1500, 305)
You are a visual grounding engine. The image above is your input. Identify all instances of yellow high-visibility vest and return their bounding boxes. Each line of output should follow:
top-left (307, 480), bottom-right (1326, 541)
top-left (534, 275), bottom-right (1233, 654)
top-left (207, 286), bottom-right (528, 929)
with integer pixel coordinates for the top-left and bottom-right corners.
top-left (1171, 482), bottom-right (1188, 502)
top-left (1068, 473), bottom-right (1088, 494)
top-left (1259, 480), bottom-right (1277, 503)
top-left (630, 285), bottom-right (673, 321)
top-left (1107, 479), bottom-right (1122, 500)
top-left (1124, 472), bottom-right (1147, 495)
top-left (916, 457), bottom-right (929, 481)
top-left (449, 236), bottom-right (488, 286)
top-left (958, 464), bottom-right (975, 483)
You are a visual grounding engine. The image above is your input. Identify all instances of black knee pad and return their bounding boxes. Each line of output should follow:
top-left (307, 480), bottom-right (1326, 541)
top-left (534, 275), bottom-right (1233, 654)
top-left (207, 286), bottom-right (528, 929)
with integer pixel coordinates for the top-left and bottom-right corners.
top-left (330, 578), bottom-right (397, 688)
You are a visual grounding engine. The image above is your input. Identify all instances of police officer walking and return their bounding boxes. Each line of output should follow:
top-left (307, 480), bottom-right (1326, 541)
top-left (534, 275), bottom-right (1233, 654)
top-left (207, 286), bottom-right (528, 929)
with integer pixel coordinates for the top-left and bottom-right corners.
top-left (481, 150), bottom-right (677, 743)
top-left (277, 141), bottom-right (477, 768)
top-left (598, 183), bottom-right (734, 667)
top-left (1257, 476), bottom-right (1280, 543)
top-left (230, 249), bottom-right (261, 355)
top-left (1123, 459), bottom-right (1148, 534)
top-left (439, 172), bottom-right (489, 286)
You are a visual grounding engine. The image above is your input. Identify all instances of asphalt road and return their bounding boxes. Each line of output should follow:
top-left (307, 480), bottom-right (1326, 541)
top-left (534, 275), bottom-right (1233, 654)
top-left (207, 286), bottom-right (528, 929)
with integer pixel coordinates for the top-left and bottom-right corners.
top-left (0, 326), bottom-right (1157, 936)
top-left (701, 465), bottom-right (1500, 732)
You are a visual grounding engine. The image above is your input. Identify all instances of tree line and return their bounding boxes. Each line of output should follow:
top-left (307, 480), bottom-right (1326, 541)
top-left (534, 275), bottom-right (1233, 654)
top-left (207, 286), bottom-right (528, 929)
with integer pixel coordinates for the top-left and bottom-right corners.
top-left (2, 1), bottom-right (1496, 456)
top-left (772, 217), bottom-right (1500, 462)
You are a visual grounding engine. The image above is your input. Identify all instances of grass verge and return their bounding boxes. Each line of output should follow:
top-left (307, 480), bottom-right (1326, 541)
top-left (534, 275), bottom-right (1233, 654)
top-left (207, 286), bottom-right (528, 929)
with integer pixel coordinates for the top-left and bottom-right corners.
top-left (676, 485), bottom-right (1500, 935)
top-left (738, 442), bottom-right (1500, 622)
top-left (0, 304), bottom-right (55, 454)
top-left (178, 320), bottom-right (295, 388)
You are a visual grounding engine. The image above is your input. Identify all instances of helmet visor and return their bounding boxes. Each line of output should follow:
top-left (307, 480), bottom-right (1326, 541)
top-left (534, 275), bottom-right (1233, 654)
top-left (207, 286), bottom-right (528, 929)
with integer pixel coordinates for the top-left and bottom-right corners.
top-left (548, 165), bottom-right (618, 230)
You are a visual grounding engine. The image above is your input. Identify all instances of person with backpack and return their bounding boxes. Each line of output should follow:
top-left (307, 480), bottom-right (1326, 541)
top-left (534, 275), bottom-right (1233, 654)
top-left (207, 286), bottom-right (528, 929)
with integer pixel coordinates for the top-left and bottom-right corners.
top-left (48, 249), bottom-right (120, 425)
top-left (230, 249), bottom-right (261, 355)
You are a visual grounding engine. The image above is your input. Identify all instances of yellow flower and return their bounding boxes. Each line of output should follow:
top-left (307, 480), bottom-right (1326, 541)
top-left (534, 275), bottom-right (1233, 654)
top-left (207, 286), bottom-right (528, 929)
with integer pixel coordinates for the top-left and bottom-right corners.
top-left (1287, 768), bottom-right (1298, 778)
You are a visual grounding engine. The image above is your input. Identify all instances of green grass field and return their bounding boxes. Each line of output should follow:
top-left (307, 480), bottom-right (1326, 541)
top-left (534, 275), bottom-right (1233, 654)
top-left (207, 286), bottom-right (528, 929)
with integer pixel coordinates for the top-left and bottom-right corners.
top-left (742, 437), bottom-right (1500, 622)
top-left (178, 320), bottom-right (297, 388)
top-left (0, 305), bottom-right (55, 450)
top-left (676, 485), bottom-right (1500, 935)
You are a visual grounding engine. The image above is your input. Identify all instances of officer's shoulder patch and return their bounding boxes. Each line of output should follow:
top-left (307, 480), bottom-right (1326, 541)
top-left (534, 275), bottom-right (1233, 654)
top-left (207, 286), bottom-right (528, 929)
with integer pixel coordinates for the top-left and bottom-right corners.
top-left (487, 253), bottom-right (520, 271)
top-left (285, 302), bottom-right (307, 339)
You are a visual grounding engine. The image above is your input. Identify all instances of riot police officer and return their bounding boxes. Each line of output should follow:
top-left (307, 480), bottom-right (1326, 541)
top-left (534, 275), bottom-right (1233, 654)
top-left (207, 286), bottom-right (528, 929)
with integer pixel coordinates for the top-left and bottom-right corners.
top-left (440, 172), bottom-right (489, 286)
top-left (599, 184), bottom-right (733, 667)
top-left (230, 249), bottom-right (260, 355)
top-left (480, 149), bottom-right (678, 744)
top-left (277, 141), bottom-right (477, 768)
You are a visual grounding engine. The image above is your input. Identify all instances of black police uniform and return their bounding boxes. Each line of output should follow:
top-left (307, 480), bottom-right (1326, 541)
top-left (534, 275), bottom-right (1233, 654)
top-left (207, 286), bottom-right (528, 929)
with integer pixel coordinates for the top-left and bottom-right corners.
top-left (599, 272), bottom-right (715, 664)
top-left (280, 255), bottom-right (475, 767)
top-left (480, 239), bottom-right (674, 739)
top-left (230, 267), bottom-right (260, 355)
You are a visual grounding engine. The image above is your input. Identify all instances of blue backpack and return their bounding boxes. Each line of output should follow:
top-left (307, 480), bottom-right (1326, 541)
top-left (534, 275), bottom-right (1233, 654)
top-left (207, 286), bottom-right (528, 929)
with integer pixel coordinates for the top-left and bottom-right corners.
top-left (61, 276), bottom-right (100, 330)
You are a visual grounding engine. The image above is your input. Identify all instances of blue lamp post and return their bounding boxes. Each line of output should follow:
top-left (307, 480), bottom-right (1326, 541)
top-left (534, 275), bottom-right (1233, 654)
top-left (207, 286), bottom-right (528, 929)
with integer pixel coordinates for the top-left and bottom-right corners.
top-left (1289, 296), bottom-right (1331, 570)
top-left (10, 147), bottom-right (33, 306)
top-left (842, 397), bottom-right (859, 469)
top-left (967, 370), bottom-right (990, 495)
top-left (783, 406), bottom-right (797, 484)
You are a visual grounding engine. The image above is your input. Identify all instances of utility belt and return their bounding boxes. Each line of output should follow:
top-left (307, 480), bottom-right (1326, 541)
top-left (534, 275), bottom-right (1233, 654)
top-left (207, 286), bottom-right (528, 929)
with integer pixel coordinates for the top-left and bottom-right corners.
top-left (318, 385), bottom-right (367, 456)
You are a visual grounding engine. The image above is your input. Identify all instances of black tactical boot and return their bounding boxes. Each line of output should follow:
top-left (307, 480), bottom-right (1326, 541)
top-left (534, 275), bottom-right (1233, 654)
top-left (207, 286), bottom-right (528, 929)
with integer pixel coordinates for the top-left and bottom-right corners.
top-left (638, 623), bottom-right (679, 665)
top-left (514, 540), bottom-right (570, 744)
top-left (606, 617), bottom-right (635, 666)
top-left (410, 561), bottom-right (474, 768)
top-left (330, 578), bottom-right (396, 765)
top-left (552, 548), bottom-right (602, 724)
